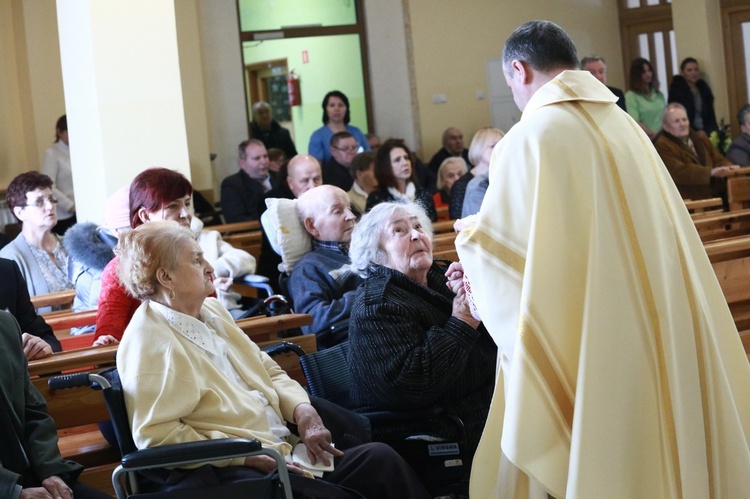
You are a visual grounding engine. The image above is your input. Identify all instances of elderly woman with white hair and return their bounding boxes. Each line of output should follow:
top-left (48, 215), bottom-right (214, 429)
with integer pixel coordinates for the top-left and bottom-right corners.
top-left (115, 220), bottom-right (430, 498)
top-left (347, 202), bottom-right (496, 457)
top-left (432, 156), bottom-right (468, 220)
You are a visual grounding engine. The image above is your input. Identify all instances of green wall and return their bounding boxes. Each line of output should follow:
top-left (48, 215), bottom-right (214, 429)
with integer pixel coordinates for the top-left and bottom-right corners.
top-left (242, 33), bottom-right (368, 155)
top-left (238, 0), bottom-right (356, 32)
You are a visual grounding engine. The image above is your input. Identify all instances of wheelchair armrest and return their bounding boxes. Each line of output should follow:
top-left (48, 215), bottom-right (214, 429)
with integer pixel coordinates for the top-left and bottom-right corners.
top-left (121, 438), bottom-right (261, 469)
top-left (234, 275), bottom-right (274, 298)
top-left (262, 341), bottom-right (306, 358)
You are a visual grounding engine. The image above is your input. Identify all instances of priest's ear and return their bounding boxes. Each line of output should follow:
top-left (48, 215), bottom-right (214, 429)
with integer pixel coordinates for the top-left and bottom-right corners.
top-left (509, 59), bottom-right (532, 84)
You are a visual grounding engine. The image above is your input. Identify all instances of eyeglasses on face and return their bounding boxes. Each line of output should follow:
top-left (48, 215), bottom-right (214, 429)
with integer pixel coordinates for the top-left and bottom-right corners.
top-left (333, 145), bottom-right (358, 153)
top-left (24, 196), bottom-right (59, 208)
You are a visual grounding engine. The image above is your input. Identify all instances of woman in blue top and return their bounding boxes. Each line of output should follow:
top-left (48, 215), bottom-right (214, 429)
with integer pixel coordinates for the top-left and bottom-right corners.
top-left (308, 90), bottom-right (369, 163)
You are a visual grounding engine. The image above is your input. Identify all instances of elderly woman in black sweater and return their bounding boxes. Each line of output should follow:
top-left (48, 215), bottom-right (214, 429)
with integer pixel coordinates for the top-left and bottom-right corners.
top-left (347, 201), bottom-right (496, 456)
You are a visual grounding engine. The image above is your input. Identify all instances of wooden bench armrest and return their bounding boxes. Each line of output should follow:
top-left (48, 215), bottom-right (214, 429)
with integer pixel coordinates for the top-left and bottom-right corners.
top-left (45, 310), bottom-right (98, 330)
top-left (29, 345), bottom-right (118, 377)
top-left (211, 220), bottom-right (261, 235)
top-left (236, 313), bottom-right (313, 343)
top-left (33, 289), bottom-right (77, 310)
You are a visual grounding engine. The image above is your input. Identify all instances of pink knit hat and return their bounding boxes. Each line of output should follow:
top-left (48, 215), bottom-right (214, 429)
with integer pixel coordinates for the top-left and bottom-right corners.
top-left (102, 186), bottom-right (131, 230)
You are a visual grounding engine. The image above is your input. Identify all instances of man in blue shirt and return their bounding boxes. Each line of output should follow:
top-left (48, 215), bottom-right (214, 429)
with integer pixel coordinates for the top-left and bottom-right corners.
top-left (288, 185), bottom-right (362, 348)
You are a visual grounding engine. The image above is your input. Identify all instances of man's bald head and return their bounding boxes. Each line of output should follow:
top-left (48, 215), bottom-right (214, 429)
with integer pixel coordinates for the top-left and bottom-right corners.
top-left (296, 184), bottom-right (356, 243)
top-left (286, 155), bottom-right (323, 198)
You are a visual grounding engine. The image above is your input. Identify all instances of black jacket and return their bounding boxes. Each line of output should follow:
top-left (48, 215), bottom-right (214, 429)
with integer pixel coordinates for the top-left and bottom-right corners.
top-left (668, 75), bottom-right (718, 134)
top-left (0, 258), bottom-right (60, 352)
top-left (365, 187), bottom-right (438, 222)
top-left (0, 311), bottom-right (81, 496)
top-left (250, 120), bottom-right (298, 158)
top-left (349, 262), bottom-right (496, 452)
top-left (322, 158), bottom-right (354, 191)
top-left (220, 170), bottom-right (278, 223)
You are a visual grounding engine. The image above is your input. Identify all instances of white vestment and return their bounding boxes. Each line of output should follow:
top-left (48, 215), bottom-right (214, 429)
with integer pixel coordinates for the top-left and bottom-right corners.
top-left (456, 70), bottom-right (750, 498)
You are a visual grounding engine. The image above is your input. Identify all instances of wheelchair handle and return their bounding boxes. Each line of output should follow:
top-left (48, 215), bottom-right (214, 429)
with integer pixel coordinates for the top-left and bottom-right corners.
top-left (48, 372), bottom-right (93, 390)
top-left (48, 372), bottom-right (111, 391)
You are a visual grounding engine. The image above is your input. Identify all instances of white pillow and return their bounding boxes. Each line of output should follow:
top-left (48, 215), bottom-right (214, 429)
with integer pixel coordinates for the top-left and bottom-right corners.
top-left (261, 198), bottom-right (312, 273)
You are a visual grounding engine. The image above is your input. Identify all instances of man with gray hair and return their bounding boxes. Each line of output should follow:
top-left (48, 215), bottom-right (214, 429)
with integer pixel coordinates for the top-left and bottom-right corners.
top-left (454, 20), bottom-right (750, 498)
top-left (250, 101), bottom-right (297, 158)
top-left (580, 55), bottom-right (626, 111)
top-left (654, 102), bottom-right (738, 199)
top-left (287, 185), bottom-right (362, 348)
top-left (727, 104), bottom-right (750, 165)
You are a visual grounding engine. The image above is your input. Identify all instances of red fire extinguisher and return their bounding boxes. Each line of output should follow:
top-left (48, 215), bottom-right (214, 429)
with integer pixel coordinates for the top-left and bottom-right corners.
top-left (287, 71), bottom-right (301, 107)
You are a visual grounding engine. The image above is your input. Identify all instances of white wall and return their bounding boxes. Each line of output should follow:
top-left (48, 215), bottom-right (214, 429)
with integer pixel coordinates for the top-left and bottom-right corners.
top-left (363, 0), bottom-right (419, 152)
top-left (196, 0), bottom-right (248, 192)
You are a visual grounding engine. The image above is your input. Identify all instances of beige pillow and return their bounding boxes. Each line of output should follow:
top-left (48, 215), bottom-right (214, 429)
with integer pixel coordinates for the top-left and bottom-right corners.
top-left (261, 198), bottom-right (312, 273)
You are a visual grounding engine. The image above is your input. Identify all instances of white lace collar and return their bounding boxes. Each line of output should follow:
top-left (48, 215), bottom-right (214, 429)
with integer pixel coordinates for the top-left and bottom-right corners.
top-left (149, 301), bottom-right (227, 357)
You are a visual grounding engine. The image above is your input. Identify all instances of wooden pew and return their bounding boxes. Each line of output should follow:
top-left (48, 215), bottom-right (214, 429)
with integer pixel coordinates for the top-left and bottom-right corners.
top-left (693, 208), bottom-right (750, 242)
top-left (433, 219), bottom-right (456, 234)
top-left (32, 289), bottom-right (76, 312)
top-left (257, 334), bottom-right (317, 387)
top-left (433, 231), bottom-right (459, 262)
top-left (209, 219), bottom-right (261, 235)
top-left (235, 313), bottom-right (313, 343)
top-left (223, 230), bottom-right (264, 261)
top-left (32, 345), bottom-right (119, 495)
top-left (705, 236), bottom-right (750, 358)
top-left (727, 176), bottom-right (750, 211)
top-left (685, 197), bottom-right (724, 216)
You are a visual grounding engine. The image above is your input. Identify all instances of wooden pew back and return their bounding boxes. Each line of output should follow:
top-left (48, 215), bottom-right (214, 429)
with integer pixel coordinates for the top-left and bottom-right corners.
top-left (727, 177), bottom-right (750, 211)
top-left (693, 208), bottom-right (750, 242)
top-left (223, 231), bottom-right (264, 261)
top-left (684, 197), bottom-right (723, 216)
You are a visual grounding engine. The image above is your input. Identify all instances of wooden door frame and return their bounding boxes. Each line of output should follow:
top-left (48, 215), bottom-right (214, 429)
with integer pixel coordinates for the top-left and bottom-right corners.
top-left (722, 4), bottom-right (750, 134)
top-left (235, 0), bottom-right (372, 141)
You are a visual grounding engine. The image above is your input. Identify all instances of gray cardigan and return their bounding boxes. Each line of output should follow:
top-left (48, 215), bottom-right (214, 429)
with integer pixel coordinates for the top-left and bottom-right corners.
top-left (0, 234), bottom-right (71, 313)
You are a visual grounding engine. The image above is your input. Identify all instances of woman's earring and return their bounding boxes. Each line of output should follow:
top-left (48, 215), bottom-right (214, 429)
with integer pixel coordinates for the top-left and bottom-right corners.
top-left (169, 287), bottom-right (175, 300)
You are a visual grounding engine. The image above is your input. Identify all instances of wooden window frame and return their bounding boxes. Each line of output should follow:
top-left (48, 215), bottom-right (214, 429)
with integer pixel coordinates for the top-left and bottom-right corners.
top-left (235, 0), bottom-right (373, 140)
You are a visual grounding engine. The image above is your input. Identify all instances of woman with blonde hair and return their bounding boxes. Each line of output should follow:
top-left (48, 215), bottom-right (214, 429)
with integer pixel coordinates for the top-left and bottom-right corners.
top-left (454, 127), bottom-right (504, 218)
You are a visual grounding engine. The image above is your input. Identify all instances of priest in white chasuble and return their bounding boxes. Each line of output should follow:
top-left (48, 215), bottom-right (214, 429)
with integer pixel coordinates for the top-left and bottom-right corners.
top-left (454, 20), bottom-right (750, 499)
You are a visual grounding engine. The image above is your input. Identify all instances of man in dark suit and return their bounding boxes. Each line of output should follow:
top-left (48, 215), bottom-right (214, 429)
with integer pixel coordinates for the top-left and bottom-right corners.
top-left (0, 310), bottom-right (111, 498)
top-left (322, 132), bottom-right (357, 191)
top-left (427, 127), bottom-right (472, 175)
top-left (220, 139), bottom-right (279, 222)
top-left (0, 257), bottom-right (60, 360)
top-left (249, 101), bottom-right (298, 159)
top-left (581, 55), bottom-right (627, 112)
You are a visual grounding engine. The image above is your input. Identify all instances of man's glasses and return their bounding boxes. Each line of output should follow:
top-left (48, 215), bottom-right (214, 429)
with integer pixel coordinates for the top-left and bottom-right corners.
top-left (332, 145), bottom-right (358, 153)
top-left (24, 196), bottom-right (58, 208)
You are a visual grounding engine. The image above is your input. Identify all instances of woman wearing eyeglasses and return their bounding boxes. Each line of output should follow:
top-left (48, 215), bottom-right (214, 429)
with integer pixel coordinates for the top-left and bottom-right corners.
top-left (0, 171), bottom-right (73, 312)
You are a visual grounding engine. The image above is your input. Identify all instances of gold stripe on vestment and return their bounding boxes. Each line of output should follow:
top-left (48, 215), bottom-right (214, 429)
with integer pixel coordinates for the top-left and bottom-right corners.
top-left (552, 78), bottom-right (683, 498)
top-left (632, 120), bottom-right (716, 498)
top-left (518, 318), bottom-right (574, 440)
top-left (463, 225), bottom-right (526, 276)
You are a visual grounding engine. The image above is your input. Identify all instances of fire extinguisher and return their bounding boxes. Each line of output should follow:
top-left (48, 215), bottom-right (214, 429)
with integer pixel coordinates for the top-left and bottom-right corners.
top-left (287, 71), bottom-right (301, 107)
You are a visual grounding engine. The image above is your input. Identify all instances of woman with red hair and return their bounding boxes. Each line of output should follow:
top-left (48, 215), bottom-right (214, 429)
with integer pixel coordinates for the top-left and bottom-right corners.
top-left (93, 168), bottom-right (256, 345)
